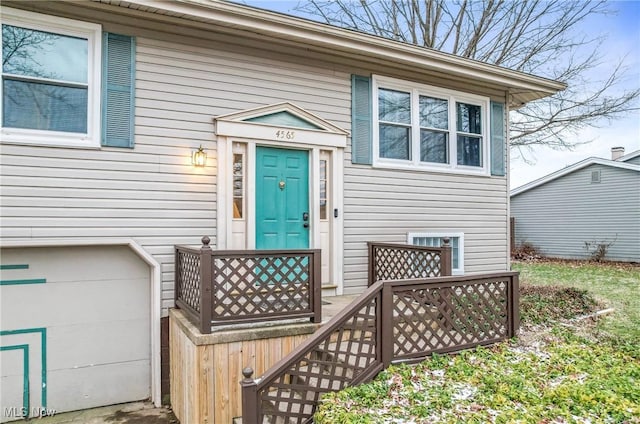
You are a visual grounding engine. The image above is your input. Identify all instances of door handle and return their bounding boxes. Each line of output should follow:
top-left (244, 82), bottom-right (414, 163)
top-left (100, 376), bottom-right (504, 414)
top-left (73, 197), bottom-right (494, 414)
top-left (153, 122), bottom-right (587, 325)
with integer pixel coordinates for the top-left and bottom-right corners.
top-left (302, 212), bottom-right (309, 221)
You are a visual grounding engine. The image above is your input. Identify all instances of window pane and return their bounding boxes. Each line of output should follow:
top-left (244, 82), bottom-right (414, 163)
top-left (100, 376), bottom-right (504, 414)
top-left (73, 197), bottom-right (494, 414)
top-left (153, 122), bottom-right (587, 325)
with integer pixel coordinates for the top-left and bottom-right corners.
top-left (320, 159), bottom-right (327, 220)
top-left (378, 88), bottom-right (410, 124)
top-left (233, 154), bottom-right (243, 219)
top-left (420, 130), bottom-right (448, 164)
top-left (233, 198), bottom-right (243, 219)
top-left (2, 25), bottom-right (88, 83)
top-left (3, 79), bottom-right (87, 133)
top-left (457, 135), bottom-right (482, 167)
top-left (456, 102), bottom-right (482, 134)
top-left (412, 236), bottom-right (459, 269)
top-left (379, 124), bottom-right (410, 160)
top-left (419, 96), bottom-right (448, 129)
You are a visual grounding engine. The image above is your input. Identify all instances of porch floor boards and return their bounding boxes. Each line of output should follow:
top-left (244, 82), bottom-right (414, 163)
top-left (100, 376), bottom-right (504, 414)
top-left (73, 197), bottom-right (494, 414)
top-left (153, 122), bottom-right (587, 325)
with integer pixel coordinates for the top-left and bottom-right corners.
top-left (321, 294), bottom-right (360, 322)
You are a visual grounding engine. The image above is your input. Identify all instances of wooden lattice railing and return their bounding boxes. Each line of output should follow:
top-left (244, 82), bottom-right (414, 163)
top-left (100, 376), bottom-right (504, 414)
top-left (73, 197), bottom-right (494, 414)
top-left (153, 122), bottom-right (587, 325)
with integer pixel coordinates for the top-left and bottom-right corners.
top-left (241, 272), bottom-right (519, 424)
top-left (368, 239), bottom-right (452, 285)
top-left (175, 237), bottom-right (322, 334)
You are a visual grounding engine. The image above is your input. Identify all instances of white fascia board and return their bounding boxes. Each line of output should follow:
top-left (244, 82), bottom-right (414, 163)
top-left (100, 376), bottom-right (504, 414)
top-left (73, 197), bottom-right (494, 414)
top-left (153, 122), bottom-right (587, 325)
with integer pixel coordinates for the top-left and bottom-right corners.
top-left (215, 102), bottom-right (350, 135)
top-left (510, 158), bottom-right (640, 197)
top-left (617, 149), bottom-right (640, 162)
top-left (215, 120), bottom-right (347, 148)
top-left (123, 0), bottom-right (565, 102)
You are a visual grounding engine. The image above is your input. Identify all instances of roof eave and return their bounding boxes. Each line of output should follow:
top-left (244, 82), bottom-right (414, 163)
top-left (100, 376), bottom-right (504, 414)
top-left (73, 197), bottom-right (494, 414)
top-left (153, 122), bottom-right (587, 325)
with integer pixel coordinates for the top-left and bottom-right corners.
top-left (111, 0), bottom-right (566, 105)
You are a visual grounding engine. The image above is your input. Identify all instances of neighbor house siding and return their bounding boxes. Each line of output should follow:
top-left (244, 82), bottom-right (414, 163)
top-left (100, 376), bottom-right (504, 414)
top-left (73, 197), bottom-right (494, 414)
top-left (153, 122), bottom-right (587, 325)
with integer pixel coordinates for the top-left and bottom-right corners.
top-left (624, 155), bottom-right (640, 166)
top-left (0, 28), bottom-right (350, 313)
top-left (342, 166), bottom-right (509, 292)
top-left (511, 164), bottom-right (640, 262)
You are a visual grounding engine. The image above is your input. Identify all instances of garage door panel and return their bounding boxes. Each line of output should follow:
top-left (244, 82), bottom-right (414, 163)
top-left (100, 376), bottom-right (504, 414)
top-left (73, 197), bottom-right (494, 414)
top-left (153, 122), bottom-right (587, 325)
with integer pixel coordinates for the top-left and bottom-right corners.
top-left (48, 360), bottom-right (151, 412)
top-left (47, 319), bottom-right (150, 370)
top-left (0, 374), bottom-right (24, 423)
top-left (1, 245), bottom-right (151, 417)
top-left (1, 279), bottom-right (149, 329)
top-left (0, 247), bottom-right (149, 283)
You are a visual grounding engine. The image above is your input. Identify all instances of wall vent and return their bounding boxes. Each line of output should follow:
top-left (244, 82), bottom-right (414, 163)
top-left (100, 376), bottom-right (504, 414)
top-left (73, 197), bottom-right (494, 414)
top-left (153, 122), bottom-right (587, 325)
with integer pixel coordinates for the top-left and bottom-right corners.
top-left (591, 170), bottom-right (601, 183)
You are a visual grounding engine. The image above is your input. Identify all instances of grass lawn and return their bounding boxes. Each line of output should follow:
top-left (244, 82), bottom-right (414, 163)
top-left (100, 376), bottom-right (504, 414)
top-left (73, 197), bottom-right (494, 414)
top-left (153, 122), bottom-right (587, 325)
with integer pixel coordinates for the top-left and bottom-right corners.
top-left (315, 259), bottom-right (640, 423)
top-left (513, 259), bottom-right (640, 344)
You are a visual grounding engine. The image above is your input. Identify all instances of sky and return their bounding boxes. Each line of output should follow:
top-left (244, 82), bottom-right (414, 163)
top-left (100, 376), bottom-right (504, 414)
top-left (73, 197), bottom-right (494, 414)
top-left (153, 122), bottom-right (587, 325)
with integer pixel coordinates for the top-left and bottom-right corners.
top-left (241, 0), bottom-right (640, 189)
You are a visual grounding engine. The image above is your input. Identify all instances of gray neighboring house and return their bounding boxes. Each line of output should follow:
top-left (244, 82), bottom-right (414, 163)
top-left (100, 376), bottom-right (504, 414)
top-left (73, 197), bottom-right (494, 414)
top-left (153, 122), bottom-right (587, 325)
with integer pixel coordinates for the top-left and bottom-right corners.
top-left (510, 147), bottom-right (640, 262)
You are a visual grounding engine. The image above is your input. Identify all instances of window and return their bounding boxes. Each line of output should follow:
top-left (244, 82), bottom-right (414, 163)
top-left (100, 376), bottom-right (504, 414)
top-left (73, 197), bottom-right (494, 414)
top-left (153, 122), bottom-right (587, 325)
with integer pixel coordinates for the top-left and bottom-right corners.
top-left (408, 232), bottom-right (464, 275)
top-left (319, 159), bottom-right (328, 220)
top-left (233, 153), bottom-right (244, 218)
top-left (1, 8), bottom-right (101, 147)
top-left (373, 76), bottom-right (489, 173)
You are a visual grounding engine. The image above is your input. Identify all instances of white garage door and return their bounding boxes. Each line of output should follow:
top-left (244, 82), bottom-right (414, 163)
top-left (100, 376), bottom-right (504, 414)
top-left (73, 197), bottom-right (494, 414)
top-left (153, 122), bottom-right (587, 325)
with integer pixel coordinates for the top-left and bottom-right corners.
top-left (0, 246), bottom-right (150, 422)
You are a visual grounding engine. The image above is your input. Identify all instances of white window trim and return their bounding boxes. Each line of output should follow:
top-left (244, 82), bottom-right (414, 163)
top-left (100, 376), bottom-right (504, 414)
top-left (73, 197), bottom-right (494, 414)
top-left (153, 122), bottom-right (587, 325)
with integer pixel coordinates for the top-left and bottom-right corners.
top-left (407, 231), bottom-right (464, 275)
top-left (1, 7), bottom-right (102, 148)
top-left (373, 75), bottom-right (490, 176)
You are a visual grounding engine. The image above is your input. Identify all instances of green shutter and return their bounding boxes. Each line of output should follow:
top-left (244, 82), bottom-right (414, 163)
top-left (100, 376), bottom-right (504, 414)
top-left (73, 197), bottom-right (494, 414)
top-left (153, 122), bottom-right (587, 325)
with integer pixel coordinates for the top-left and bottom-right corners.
top-left (351, 75), bottom-right (372, 165)
top-left (102, 33), bottom-right (135, 148)
top-left (490, 101), bottom-right (506, 176)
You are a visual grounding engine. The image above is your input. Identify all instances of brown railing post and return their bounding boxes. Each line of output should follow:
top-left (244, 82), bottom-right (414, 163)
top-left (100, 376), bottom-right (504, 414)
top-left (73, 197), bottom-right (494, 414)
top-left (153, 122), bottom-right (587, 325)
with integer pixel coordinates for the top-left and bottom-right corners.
top-left (311, 249), bottom-right (322, 323)
top-left (439, 237), bottom-right (454, 331)
top-left (199, 236), bottom-right (213, 334)
top-left (174, 246), bottom-right (180, 307)
top-left (241, 367), bottom-right (259, 424)
top-left (510, 273), bottom-right (520, 337)
top-left (367, 242), bottom-right (375, 286)
top-left (380, 283), bottom-right (394, 367)
top-left (440, 237), bottom-right (452, 276)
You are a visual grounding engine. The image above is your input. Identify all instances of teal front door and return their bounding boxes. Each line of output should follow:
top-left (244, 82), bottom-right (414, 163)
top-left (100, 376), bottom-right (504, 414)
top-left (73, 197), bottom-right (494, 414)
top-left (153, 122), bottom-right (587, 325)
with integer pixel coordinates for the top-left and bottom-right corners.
top-left (256, 147), bottom-right (310, 249)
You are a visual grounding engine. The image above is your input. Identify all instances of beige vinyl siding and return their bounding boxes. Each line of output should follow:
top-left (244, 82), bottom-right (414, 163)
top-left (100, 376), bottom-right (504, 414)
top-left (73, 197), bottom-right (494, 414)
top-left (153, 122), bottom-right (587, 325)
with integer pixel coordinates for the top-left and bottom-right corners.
top-left (511, 164), bottom-right (640, 262)
top-left (0, 33), bottom-right (350, 314)
top-left (342, 165), bottom-right (509, 293)
top-left (1, 3), bottom-right (511, 302)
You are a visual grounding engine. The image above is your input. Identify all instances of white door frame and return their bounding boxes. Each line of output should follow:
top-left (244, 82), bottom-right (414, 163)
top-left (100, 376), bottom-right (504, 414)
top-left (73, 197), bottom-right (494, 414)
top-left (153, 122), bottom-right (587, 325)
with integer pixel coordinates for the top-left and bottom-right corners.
top-left (218, 137), bottom-right (344, 294)
top-left (215, 104), bottom-right (347, 294)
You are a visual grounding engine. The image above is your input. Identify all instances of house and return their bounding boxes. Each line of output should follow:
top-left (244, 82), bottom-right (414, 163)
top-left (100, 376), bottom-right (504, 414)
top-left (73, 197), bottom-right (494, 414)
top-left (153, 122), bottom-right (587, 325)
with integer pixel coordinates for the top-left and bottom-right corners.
top-left (0, 0), bottom-right (564, 420)
top-left (511, 147), bottom-right (640, 262)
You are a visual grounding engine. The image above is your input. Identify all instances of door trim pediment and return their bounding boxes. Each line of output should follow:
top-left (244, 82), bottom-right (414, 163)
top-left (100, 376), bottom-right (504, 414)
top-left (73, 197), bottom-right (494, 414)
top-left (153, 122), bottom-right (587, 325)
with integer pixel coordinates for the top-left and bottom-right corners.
top-left (214, 102), bottom-right (349, 148)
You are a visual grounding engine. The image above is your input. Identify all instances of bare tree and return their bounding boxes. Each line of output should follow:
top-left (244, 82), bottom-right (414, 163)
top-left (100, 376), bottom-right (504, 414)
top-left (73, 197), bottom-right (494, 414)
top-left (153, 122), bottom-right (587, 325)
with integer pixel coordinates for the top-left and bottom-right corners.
top-left (296, 0), bottom-right (640, 155)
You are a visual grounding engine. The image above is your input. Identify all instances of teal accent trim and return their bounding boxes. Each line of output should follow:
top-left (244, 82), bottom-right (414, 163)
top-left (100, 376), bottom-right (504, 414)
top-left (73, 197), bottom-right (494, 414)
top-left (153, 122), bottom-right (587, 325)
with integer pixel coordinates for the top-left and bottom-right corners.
top-left (0, 279), bottom-right (46, 286)
top-left (351, 75), bottom-right (373, 165)
top-left (0, 264), bottom-right (29, 270)
top-left (0, 344), bottom-right (30, 415)
top-left (245, 111), bottom-right (323, 130)
top-left (490, 101), bottom-right (506, 176)
top-left (0, 328), bottom-right (47, 408)
top-left (102, 33), bottom-right (136, 148)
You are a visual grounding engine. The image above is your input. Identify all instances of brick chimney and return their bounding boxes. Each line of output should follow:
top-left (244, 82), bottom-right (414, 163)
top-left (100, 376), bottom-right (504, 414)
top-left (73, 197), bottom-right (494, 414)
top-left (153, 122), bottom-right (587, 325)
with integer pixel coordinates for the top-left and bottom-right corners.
top-left (611, 146), bottom-right (625, 160)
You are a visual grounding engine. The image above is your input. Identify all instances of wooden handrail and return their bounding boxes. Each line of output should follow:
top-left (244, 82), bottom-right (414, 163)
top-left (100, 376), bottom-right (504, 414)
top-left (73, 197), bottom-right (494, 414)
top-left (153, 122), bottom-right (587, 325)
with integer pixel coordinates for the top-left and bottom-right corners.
top-left (175, 237), bottom-right (322, 334)
top-left (368, 239), bottom-right (452, 286)
top-left (241, 271), bottom-right (520, 424)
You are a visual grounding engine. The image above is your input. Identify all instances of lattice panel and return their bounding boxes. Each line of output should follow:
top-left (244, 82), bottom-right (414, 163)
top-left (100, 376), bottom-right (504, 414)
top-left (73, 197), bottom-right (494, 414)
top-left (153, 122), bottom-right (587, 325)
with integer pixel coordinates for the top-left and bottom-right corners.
top-left (373, 247), bottom-right (442, 282)
top-left (212, 255), bottom-right (312, 320)
top-left (176, 251), bottom-right (201, 312)
top-left (258, 297), bottom-right (379, 424)
top-left (392, 280), bottom-right (509, 359)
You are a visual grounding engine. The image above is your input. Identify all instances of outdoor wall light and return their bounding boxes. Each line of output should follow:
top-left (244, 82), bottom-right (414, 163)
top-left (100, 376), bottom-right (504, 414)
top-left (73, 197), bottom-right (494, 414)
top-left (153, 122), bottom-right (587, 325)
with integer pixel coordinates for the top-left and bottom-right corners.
top-left (192, 145), bottom-right (207, 167)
